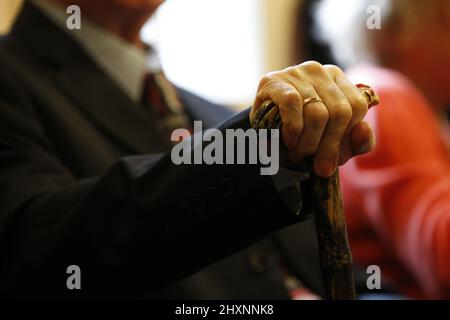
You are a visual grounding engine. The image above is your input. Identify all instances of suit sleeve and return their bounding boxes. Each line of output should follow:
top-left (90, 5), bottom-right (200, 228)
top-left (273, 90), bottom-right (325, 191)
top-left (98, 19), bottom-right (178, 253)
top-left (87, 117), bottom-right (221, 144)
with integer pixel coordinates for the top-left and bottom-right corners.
top-left (341, 80), bottom-right (450, 298)
top-left (0, 71), bottom-right (304, 298)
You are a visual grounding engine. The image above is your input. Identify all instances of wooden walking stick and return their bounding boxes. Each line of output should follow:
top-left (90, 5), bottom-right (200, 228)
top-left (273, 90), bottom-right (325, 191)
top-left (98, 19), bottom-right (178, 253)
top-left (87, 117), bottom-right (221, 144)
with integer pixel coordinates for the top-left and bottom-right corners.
top-left (251, 85), bottom-right (379, 300)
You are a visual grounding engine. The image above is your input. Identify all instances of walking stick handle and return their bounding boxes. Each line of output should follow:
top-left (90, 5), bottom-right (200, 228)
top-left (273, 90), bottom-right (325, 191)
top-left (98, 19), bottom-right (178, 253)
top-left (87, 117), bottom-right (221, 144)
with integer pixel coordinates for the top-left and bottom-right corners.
top-left (251, 84), bottom-right (379, 300)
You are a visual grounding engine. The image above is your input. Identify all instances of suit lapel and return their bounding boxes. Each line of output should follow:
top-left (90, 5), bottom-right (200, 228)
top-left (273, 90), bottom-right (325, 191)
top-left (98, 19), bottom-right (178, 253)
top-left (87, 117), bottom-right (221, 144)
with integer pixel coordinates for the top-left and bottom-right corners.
top-left (177, 88), bottom-right (234, 128)
top-left (13, 2), bottom-right (171, 155)
top-left (55, 64), bottom-right (172, 154)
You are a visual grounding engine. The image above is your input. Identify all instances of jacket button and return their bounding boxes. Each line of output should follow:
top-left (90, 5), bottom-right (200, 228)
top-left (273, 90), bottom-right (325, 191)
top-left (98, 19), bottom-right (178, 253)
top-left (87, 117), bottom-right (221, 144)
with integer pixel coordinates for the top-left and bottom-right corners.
top-left (207, 186), bottom-right (221, 205)
top-left (192, 193), bottom-right (205, 213)
top-left (221, 178), bottom-right (235, 197)
top-left (178, 200), bottom-right (192, 220)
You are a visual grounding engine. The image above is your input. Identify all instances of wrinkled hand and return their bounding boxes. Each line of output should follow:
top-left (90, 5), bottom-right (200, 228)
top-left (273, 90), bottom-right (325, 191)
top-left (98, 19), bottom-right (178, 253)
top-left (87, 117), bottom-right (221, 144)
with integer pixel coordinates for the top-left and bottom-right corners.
top-left (251, 61), bottom-right (376, 178)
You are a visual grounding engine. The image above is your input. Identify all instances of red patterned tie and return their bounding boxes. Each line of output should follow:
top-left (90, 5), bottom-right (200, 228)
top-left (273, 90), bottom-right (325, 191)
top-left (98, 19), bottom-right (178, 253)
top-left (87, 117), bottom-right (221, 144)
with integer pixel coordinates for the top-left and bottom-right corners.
top-left (142, 71), bottom-right (191, 140)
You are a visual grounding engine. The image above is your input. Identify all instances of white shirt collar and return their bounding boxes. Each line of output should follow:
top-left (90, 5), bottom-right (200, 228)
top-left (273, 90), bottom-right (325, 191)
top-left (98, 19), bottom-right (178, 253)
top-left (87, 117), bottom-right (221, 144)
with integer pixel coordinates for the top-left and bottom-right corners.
top-left (31, 0), bottom-right (151, 102)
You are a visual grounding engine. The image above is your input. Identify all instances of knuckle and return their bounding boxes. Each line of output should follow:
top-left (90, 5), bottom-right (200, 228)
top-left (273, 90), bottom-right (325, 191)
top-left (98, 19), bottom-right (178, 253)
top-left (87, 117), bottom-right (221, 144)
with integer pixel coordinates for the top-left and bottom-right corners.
top-left (285, 66), bottom-right (299, 74)
top-left (352, 95), bottom-right (369, 115)
top-left (330, 102), bottom-right (352, 123)
top-left (299, 61), bottom-right (324, 75)
top-left (259, 74), bottom-right (276, 88)
top-left (318, 82), bottom-right (340, 96)
top-left (324, 64), bottom-right (344, 76)
top-left (283, 91), bottom-right (301, 106)
top-left (308, 104), bottom-right (329, 124)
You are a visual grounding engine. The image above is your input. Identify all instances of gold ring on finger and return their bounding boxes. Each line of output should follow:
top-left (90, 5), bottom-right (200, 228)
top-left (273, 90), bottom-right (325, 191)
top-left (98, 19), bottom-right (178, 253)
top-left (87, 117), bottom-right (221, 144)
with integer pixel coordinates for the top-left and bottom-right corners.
top-left (303, 97), bottom-right (323, 108)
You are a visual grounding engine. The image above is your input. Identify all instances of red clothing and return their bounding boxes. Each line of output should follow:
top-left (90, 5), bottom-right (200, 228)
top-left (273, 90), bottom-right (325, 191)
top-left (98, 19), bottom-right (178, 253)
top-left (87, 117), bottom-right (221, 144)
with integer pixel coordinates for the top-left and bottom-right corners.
top-left (341, 65), bottom-right (450, 299)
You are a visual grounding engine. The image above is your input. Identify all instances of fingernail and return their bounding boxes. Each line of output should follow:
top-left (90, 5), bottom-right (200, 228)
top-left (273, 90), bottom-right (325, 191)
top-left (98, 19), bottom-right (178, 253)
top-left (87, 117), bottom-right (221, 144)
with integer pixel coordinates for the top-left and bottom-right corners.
top-left (357, 129), bottom-right (376, 155)
top-left (357, 143), bottom-right (372, 155)
top-left (315, 160), bottom-right (335, 178)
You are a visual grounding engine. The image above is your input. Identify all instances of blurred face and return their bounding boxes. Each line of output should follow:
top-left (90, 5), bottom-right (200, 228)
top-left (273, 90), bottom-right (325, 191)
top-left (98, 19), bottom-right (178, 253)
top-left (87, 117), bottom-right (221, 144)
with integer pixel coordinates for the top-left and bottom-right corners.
top-left (409, 6), bottom-right (450, 109)
top-left (379, 2), bottom-right (450, 110)
top-left (53, 0), bottom-right (165, 44)
top-left (111, 0), bottom-right (165, 11)
top-left (54, 0), bottom-right (165, 18)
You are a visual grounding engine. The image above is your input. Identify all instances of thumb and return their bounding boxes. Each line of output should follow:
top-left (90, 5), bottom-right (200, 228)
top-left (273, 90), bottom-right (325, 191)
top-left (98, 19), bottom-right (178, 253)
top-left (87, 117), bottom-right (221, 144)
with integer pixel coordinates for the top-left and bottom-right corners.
top-left (351, 121), bottom-right (375, 156)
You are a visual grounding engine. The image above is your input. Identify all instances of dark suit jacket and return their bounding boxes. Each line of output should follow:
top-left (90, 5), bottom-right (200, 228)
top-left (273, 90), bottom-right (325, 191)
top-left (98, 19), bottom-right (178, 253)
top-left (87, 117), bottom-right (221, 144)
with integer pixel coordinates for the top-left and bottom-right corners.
top-left (0, 2), bottom-right (324, 298)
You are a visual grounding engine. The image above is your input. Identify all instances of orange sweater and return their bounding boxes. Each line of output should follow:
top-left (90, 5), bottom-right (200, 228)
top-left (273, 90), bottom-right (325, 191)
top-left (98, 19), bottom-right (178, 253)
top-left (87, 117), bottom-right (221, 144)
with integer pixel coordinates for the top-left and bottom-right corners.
top-left (340, 65), bottom-right (450, 299)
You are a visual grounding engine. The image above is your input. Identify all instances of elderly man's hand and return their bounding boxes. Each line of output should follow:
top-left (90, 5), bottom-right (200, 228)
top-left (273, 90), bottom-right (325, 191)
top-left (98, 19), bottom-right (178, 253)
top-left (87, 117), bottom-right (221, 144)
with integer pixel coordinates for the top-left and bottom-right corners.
top-left (251, 61), bottom-right (375, 178)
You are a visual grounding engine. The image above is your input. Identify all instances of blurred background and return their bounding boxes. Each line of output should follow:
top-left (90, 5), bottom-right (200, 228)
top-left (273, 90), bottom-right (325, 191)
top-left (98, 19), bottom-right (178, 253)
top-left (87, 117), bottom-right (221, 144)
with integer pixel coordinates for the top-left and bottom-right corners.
top-left (1, 0), bottom-right (309, 108)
